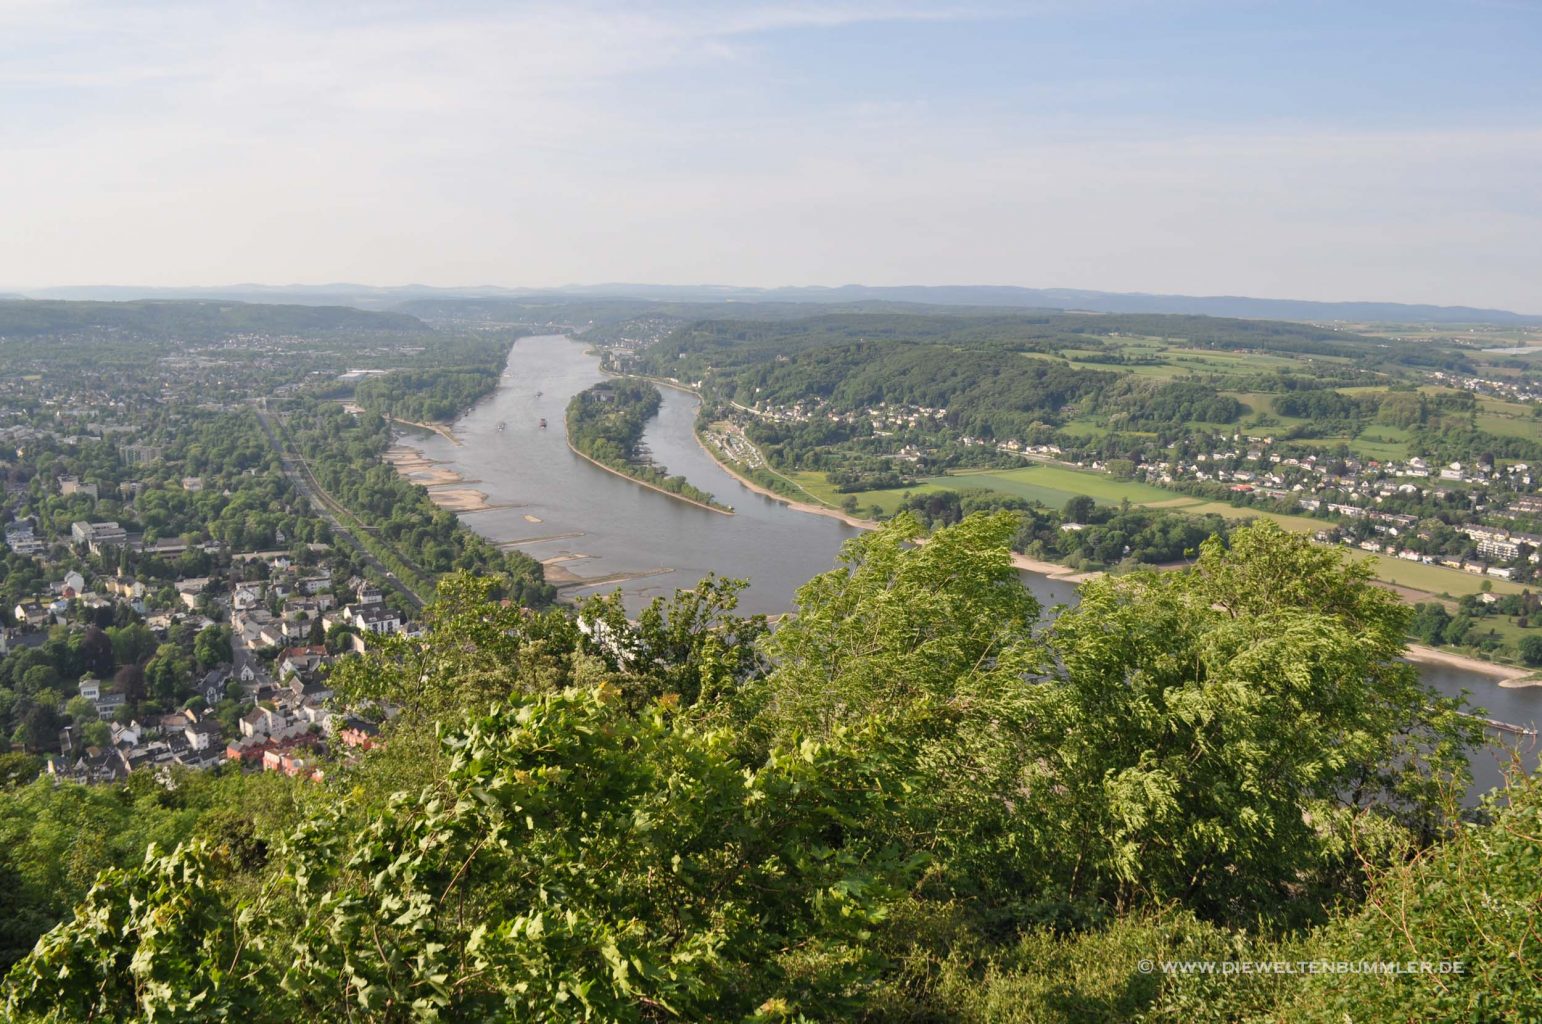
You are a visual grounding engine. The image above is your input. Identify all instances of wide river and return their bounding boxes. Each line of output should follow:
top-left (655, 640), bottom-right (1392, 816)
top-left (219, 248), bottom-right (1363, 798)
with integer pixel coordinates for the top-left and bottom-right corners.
top-left (408, 334), bottom-right (1538, 798)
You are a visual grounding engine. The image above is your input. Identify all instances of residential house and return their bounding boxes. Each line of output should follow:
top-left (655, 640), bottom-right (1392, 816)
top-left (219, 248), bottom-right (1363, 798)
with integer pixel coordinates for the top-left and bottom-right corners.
top-left (287, 676), bottom-right (334, 705)
top-left (349, 604), bottom-right (403, 635)
top-left (106, 576), bottom-right (146, 600)
top-left (232, 584), bottom-right (264, 611)
top-left (183, 720), bottom-right (222, 752)
top-left (94, 691), bottom-right (127, 717)
top-left (201, 667), bottom-right (232, 705)
top-left (276, 644), bottom-right (330, 682)
top-left (176, 577), bottom-right (211, 610)
top-left (299, 570), bottom-right (332, 595)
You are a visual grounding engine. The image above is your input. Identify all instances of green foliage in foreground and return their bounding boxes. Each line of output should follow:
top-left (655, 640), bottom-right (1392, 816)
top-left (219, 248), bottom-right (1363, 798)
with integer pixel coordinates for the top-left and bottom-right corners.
top-left (0, 765), bottom-right (314, 974)
top-left (4, 518), bottom-right (1533, 1022)
top-left (8, 691), bottom-right (906, 1022)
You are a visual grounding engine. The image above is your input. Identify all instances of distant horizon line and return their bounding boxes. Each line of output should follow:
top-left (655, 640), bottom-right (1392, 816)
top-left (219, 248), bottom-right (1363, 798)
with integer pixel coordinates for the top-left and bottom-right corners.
top-left (2, 281), bottom-right (1537, 321)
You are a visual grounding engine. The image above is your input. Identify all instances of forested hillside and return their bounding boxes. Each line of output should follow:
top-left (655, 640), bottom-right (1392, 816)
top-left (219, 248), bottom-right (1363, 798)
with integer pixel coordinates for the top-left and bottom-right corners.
top-left (4, 518), bottom-right (1530, 1021)
top-left (627, 311), bottom-right (1461, 451)
top-left (636, 311), bottom-right (1429, 376)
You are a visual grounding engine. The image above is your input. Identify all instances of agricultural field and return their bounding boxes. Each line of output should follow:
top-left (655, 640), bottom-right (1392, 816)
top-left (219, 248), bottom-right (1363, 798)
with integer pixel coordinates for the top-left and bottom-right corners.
top-left (1346, 426), bottom-right (1414, 460)
top-left (1341, 549), bottom-right (1526, 597)
top-left (1476, 396), bottom-right (1540, 439)
top-left (1147, 499), bottom-right (1323, 533)
top-left (788, 463), bottom-right (1182, 518)
top-left (1061, 340), bottom-right (1331, 381)
top-left (932, 464), bottom-right (1179, 508)
top-left (1288, 434), bottom-right (1413, 461)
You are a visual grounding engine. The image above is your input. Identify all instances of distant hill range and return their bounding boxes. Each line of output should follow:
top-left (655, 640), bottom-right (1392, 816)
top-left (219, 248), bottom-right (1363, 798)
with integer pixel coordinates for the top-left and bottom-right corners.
top-left (8, 283), bottom-right (1537, 324)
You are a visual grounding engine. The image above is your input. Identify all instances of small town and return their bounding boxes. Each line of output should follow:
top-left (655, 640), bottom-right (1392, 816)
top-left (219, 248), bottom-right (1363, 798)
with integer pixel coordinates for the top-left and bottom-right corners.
top-left (703, 389), bottom-right (1542, 584)
top-left (5, 516), bottom-right (407, 785)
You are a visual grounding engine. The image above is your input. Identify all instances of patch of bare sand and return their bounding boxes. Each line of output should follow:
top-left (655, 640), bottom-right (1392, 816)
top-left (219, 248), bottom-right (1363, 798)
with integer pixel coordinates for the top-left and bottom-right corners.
top-left (408, 467), bottom-right (465, 486)
top-left (427, 487), bottom-right (492, 512)
top-left (540, 560), bottom-right (583, 584)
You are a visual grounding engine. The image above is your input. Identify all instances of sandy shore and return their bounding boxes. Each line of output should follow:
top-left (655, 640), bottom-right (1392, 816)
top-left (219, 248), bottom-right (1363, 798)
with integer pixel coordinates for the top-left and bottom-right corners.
top-left (1405, 644), bottom-right (1542, 685)
top-left (428, 487), bottom-right (494, 512)
top-left (1006, 552), bottom-right (1104, 583)
top-left (388, 416), bottom-right (460, 445)
top-left (540, 559), bottom-right (584, 585)
top-left (414, 468), bottom-right (466, 486)
top-left (385, 444), bottom-right (497, 512)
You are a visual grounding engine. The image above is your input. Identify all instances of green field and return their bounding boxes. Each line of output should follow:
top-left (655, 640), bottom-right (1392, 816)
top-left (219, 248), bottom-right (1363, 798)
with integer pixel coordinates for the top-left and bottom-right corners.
top-left (1229, 391), bottom-right (1282, 417)
top-left (1058, 417), bottom-right (1114, 439)
top-left (1065, 359), bottom-right (1185, 379)
top-left (1349, 426), bottom-right (1414, 460)
top-left (1290, 434), bottom-right (1417, 461)
top-left (1451, 615), bottom-right (1542, 667)
top-left (1340, 550), bottom-right (1526, 597)
top-left (1476, 406), bottom-right (1540, 440)
top-left (934, 465), bottom-right (1179, 508)
top-left (1152, 499), bottom-right (1323, 533)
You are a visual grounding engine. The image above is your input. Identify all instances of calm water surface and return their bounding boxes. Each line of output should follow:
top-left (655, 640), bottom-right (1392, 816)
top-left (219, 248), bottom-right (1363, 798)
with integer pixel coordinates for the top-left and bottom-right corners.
top-left (415, 335), bottom-right (1537, 799)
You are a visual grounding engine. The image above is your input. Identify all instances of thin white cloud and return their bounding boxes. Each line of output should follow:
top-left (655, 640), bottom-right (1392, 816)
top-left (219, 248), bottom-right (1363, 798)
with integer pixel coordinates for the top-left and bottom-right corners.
top-left (0, 1), bottom-right (1537, 308)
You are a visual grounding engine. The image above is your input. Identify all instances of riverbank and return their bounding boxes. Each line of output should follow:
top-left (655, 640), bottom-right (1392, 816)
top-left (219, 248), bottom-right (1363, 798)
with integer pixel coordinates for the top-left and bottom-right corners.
top-left (691, 430), bottom-right (878, 529)
top-left (565, 438), bottom-right (734, 516)
top-left (1405, 644), bottom-right (1542, 686)
top-left (384, 442), bottom-right (497, 512)
top-left (690, 423), bottom-right (1102, 582)
top-left (386, 414), bottom-right (460, 446)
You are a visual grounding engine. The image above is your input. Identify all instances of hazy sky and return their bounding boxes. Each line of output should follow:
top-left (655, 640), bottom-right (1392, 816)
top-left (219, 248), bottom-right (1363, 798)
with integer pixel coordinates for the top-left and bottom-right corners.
top-left (2, 0), bottom-right (1539, 308)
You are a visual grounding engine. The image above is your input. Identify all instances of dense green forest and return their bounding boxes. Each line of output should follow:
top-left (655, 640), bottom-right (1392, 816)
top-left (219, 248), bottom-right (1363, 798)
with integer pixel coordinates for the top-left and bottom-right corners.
top-left (4, 519), bottom-right (1532, 1021)
top-left (566, 381), bottom-right (731, 511)
top-left (354, 365), bottom-right (507, 423)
